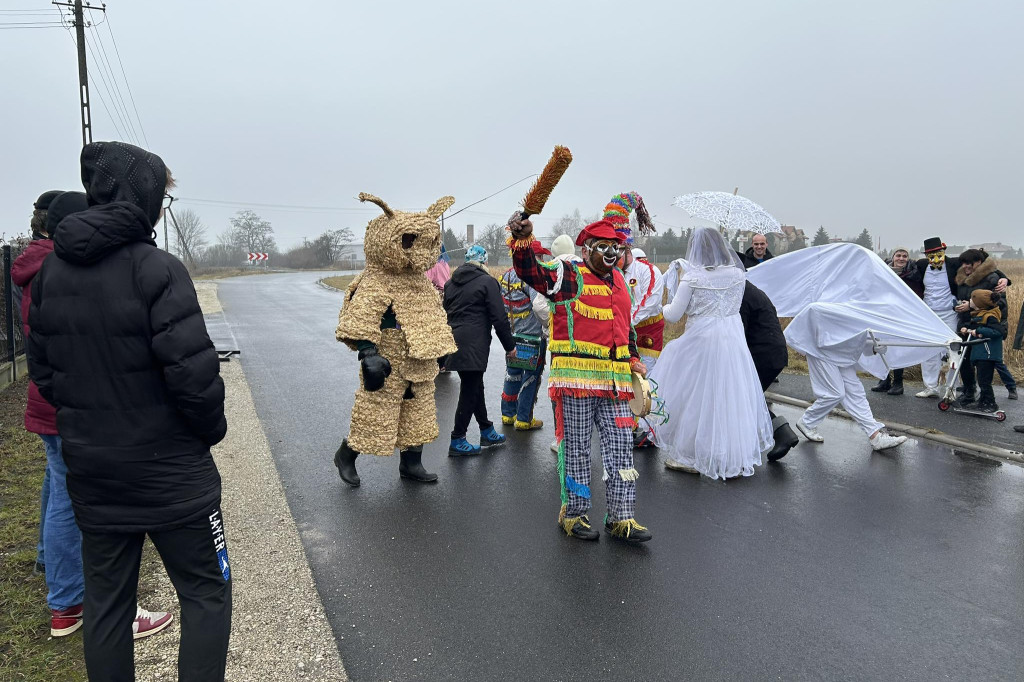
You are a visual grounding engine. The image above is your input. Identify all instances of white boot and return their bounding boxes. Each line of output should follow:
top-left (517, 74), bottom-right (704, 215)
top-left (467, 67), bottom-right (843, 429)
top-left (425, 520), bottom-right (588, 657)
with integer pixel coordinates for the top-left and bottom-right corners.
top-left (915, 386), bottom-right (941, 398)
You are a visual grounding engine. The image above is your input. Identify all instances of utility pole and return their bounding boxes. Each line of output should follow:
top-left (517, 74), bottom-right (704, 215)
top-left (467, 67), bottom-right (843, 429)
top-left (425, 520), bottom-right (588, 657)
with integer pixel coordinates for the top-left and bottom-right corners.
top-left (53, 1), bottom-right (105, 146)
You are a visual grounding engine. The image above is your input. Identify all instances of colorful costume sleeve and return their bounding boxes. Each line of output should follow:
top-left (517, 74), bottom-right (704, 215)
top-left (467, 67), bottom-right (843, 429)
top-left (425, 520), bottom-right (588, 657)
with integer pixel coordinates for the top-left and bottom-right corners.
top-left (510, 236), bottom-right (578, 302)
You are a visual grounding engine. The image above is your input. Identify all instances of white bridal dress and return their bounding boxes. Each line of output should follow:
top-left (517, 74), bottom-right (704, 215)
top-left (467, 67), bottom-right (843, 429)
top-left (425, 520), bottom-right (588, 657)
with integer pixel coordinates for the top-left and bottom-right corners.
top-left (649, 262), bottom-right (774, 479)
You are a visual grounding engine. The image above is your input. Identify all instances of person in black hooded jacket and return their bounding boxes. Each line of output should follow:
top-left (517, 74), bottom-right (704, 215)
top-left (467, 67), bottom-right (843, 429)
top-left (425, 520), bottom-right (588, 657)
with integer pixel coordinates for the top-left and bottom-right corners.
top-left (28, 141), bottom-right (230, 681)
top-left (443, 245), bottom-right (516, 455)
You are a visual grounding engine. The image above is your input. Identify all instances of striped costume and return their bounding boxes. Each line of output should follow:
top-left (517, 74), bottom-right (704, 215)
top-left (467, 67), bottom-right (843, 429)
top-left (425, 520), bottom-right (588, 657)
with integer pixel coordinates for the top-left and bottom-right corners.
top-left (510, 235), bottom-right (642, 529)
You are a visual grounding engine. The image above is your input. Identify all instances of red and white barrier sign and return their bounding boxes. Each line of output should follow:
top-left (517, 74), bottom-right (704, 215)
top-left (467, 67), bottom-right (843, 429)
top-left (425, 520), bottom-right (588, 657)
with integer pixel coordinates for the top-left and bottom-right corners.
top-left (247, 253), bottom-right (269, 262)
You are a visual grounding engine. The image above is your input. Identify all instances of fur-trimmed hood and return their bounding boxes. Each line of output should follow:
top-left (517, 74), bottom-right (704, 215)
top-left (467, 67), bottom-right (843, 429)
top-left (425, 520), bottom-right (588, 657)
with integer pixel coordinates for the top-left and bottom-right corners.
top-left (956, 256), bottom-right (997, 286)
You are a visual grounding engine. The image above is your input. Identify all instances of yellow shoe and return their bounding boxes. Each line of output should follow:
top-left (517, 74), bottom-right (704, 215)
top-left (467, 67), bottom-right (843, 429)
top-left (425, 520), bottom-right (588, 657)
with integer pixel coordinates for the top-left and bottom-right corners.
top-left (501, 416), bottom-right (514, 426)
top-left (514, 418), bottom-right (544, 431)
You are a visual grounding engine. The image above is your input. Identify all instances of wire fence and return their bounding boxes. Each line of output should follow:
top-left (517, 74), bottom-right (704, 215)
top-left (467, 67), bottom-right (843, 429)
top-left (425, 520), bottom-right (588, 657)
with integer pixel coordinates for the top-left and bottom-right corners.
top-left (2, 244), bottom-right (27, 375)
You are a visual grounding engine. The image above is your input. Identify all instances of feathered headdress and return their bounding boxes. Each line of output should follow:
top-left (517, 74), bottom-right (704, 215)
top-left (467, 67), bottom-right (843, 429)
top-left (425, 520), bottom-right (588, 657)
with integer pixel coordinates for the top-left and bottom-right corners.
top-left (603, 191), bottom-right (655, 245)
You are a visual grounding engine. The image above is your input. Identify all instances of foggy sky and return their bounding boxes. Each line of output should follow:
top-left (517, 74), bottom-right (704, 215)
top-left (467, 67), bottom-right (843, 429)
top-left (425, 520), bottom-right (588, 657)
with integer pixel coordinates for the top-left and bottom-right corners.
top-left (2, 0), bottom-right (1022, 252)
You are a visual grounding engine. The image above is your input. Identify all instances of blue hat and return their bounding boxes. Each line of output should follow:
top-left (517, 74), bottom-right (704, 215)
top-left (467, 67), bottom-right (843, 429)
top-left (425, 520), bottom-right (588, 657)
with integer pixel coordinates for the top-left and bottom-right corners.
top-left (465, 244), bottom-right (488, 264)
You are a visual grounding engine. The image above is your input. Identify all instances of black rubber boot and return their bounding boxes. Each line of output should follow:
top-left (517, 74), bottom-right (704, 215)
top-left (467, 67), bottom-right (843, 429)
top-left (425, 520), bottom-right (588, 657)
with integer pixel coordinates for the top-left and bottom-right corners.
top-left (887, 368), bottom-right (904, 396)
top-left (399, 446), bottom-right (438, 483)
top-left (333, 440), bottom-right (360, 488)
top-left (871, 373), bottom-right (892, 393)
top-left (766, 417), bottom-right (800, 462)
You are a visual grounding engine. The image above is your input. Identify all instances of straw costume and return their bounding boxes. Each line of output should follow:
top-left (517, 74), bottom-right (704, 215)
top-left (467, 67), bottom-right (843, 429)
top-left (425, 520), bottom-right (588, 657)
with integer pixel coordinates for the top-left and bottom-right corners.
top-left (332, 193), bottom-right (458, 487)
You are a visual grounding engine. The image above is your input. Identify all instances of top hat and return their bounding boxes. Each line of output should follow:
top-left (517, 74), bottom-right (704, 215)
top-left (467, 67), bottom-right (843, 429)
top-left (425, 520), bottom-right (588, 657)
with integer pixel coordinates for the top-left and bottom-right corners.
top-left (923, 237), bottom-right (946, 253)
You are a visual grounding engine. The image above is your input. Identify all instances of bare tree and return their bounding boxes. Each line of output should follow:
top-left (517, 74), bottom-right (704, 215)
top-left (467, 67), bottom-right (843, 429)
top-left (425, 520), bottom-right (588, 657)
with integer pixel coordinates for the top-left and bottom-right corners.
top-left (548, 209), bottom-right (584, 241)
top-left (169, 208), bottom-right (208, 269)
top-left (309, 227), bottom-right (355, 266)
top-left (475, 223), bottom-right (509, 264)
top-left (226, 210), bottom-right (276, 255)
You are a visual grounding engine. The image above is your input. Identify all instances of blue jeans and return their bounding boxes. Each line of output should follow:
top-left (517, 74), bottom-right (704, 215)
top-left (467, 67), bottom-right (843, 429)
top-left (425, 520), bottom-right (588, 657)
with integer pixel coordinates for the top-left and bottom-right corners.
top-left (501, 352), bottom-right (546, 423)
top-left (995, 362), bottom-right (1016, 389)
top-left (40, 435), bottom-right (85, 610)
top-left (37, 465), bottom-right (50, 567)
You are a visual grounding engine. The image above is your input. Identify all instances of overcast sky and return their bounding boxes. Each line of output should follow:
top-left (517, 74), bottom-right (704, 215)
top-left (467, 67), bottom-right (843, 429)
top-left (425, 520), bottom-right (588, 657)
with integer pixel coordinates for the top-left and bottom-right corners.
top-left (2, 0), bottom-right (1022, 252)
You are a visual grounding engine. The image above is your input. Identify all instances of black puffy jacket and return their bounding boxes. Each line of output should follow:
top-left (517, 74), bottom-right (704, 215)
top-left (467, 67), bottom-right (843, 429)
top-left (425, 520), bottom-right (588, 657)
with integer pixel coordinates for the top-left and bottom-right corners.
top-left (739, 281), bottom-right (788, 390)
top-left (28, 141), bottom-right (226, 533)
top-left (443, 263), bottom-right (515, 372)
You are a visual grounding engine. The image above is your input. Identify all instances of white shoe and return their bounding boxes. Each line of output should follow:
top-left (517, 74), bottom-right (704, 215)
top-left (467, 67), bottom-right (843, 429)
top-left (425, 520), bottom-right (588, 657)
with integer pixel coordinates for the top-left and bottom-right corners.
top-left (795, 419), bottom-right (824, 443)
top-left (915, 386), bottom-right (941, 398)
top-left (664, 459), bottom-right (699, 474)
top-left (869, 432), bottom-right (907, 451)
top-left (550, 441), bottom-right (559, 454)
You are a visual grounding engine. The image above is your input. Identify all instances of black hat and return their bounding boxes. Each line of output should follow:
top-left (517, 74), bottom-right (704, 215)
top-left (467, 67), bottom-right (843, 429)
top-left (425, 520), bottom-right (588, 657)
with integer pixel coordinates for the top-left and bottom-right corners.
top-left (34, 190), bottom-right (63, 210)
top-left (46, 191), bottom-right (89, 235)
top-left (923, 237), bottom-right (946, 253)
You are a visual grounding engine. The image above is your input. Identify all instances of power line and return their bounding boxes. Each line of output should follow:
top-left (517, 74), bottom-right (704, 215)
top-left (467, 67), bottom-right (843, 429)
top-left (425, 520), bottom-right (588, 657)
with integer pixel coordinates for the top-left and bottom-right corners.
top-left (83, 27), bottom-right (136, 144)
top-left (87, 22), bottom-right (140, 144)
top-left (442, 174), bottom-right (537, 220)
top-left (104, 12), bottom-right (148, 147)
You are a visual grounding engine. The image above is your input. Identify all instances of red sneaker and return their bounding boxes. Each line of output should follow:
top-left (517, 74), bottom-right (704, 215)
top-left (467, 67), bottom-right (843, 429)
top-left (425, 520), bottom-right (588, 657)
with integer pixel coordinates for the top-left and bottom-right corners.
top-left (133, 606), bottom-right (173, 640)
top-left (51, 604), bottom-right (84, 637)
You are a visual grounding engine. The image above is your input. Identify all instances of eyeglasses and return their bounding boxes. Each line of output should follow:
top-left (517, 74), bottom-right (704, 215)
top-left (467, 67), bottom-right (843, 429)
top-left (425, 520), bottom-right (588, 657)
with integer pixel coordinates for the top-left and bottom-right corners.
top-left (589, 241), bottom-right (626, 256)
top-left (162, 194), bottom-right (175, 210)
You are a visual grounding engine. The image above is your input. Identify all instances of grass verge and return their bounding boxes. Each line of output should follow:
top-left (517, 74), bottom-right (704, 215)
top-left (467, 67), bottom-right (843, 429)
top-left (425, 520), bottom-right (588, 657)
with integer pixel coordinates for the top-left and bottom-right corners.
top-left (0, 377), bottom-right (86, 681)
top-left (320, 275), bottom-right (356, 291)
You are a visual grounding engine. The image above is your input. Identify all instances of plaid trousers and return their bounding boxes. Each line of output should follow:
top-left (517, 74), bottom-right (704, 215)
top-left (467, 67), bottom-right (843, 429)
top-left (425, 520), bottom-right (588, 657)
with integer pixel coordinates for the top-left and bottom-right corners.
top-left (558, 395), bottom-right (637, 522)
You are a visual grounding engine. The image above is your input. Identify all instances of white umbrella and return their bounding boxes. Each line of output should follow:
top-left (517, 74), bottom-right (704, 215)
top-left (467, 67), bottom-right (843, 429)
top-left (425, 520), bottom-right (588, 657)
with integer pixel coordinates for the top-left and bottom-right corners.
top-left (673, 191), bottom-right (782, 234)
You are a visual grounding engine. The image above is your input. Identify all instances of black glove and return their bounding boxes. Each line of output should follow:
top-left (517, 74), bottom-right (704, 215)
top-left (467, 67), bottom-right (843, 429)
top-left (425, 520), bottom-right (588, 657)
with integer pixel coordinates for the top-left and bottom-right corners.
top-left (358, 346), bottom-right (392, 391)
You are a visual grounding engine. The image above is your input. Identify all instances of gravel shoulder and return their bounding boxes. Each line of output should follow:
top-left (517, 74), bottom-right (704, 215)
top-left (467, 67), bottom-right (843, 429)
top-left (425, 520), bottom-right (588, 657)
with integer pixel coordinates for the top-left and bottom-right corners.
top-left (134, 281), bottom-right (347, 681)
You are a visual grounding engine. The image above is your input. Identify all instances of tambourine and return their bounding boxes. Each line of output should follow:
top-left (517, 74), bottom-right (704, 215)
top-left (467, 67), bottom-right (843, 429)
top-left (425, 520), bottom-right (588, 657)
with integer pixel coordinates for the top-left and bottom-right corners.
top-left (628, 372), bottom-right (653, 417)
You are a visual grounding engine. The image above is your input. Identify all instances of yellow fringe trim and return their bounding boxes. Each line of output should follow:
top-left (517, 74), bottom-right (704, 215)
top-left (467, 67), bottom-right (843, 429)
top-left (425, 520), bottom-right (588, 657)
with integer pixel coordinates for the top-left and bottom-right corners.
top-left (510, 310), bottom-right (531, 319)
top-left (550, 356), bottom-right (632, 375)
top-left (507, 235), bottom-right (536, 251)
top-left (503, 281), bottom-right (523, 290)
top-left (618, 468), bottom-right (639, 482)
top-left (577, 265), bottom-right (592, 275)
top-left (549, 340), bottom-right (631, 360)
top-left (607, 518), bottom-right (648, 538)
top-left (635, 313), bottom-right (664, 328)
top-left (558, 509), bottom-right (593, 536)
top-left (572, 300), bottom-right (614, 321)
top-left (558, 504), bottom-right (567, 524)
top-left (582, 284), bottom-right (612, 297)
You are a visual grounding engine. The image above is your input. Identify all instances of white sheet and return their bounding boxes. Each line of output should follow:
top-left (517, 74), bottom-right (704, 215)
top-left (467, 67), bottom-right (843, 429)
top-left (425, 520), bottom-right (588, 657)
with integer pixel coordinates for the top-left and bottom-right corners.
top-left (745, 243), bottom-right (959, 379)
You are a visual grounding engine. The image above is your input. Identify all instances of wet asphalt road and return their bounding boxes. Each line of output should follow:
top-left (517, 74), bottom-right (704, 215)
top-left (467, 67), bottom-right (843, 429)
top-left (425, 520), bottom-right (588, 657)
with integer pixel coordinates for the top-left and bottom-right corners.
top-left (217, 272), bottom-right (1024, 682)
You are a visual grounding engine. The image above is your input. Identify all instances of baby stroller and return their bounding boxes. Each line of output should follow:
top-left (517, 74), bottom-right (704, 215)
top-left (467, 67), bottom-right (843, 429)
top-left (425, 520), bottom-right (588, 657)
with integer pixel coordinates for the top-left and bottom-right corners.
top-left (937, 337), bottom-right (1007, 422)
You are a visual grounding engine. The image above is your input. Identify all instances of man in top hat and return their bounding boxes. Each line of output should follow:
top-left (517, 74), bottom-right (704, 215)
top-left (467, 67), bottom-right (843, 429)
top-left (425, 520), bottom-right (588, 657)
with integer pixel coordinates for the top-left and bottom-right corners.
top-left (910, 237), bottom-right (1008, 398)
top-left (507, 212), bottom-right (651, 544)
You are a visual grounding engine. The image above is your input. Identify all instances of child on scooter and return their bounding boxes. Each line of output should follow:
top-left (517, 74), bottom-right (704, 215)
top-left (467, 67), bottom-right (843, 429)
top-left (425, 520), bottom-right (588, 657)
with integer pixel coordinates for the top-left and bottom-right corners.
top-left (960, 290), bottom-right (1008, 414)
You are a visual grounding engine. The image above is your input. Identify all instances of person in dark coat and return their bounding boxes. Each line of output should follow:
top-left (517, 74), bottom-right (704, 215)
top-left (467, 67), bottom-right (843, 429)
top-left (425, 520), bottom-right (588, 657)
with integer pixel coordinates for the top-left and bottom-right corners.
top-left (28, 141), bottom-right (231, 681)
top-left (443, 245), bottom-right (516, 455)
top-left (736, 233), bottom-right (774, 269)
top-left (953, 249), bottom-right (1013, 404)
top-left (738, 281), bottom-right (798, 461)
top-left (871, 247), bottom-right (922, 395)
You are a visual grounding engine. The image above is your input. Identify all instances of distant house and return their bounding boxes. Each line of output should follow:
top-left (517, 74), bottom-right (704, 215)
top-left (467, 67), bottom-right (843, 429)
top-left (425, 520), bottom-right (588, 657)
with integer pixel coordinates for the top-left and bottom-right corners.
top-left (967, 242), bottom-right (1015, 258)
top-left (734, 226), bottom-right (806, 254)
top-left (337, 242), bottom-right (366, 269)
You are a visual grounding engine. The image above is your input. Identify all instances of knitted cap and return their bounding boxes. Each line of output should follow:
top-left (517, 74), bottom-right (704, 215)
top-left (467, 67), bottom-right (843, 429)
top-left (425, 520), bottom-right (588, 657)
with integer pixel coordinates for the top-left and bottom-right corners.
top-left (550, 234), bottom-right (574, 258)
top-left (602, 191), bottom-right (655, 245)
top-left (465, 244), bottom-right (488, 264)
top-left (970, 289), bottom-right (996, 309)
top-left (34, 190), bottom-right (63, 210)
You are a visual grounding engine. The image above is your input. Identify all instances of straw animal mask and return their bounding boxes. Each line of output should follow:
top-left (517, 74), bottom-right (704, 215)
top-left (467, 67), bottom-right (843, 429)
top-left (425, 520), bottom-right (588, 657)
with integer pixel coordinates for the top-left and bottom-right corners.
top-left (360, 192), bottom-right (455, 274)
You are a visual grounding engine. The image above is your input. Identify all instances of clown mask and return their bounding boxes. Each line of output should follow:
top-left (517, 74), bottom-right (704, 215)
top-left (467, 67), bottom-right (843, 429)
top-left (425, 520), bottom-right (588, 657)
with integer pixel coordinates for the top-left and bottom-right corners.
top-left (927, 250), bottom-right (946, 270)
top-left (585, 239), bottom-right (626, 275)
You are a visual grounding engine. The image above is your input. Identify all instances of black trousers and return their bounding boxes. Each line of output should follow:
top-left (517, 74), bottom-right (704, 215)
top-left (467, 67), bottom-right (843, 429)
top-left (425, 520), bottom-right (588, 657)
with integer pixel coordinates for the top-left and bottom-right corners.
top-left (976, 360), bottom-right (996, 406)
top-left (959, 353), bottom-right (976, 396)
top-left (452, 370), bottom-right (490, 438)
top-left (80, 504), bottom-right (232, 682)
